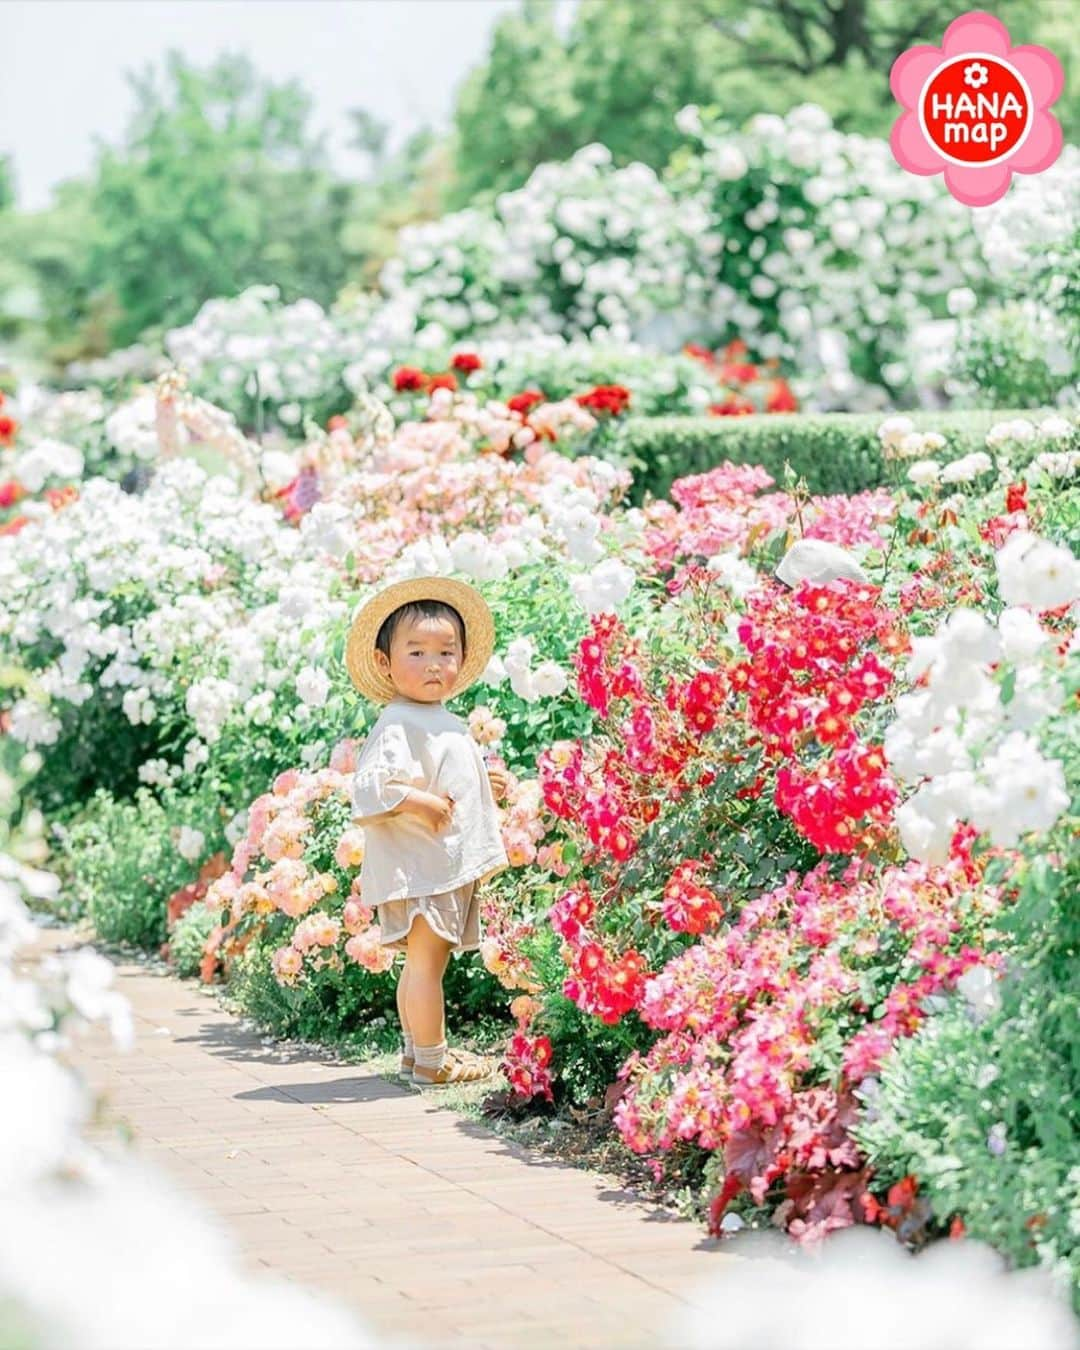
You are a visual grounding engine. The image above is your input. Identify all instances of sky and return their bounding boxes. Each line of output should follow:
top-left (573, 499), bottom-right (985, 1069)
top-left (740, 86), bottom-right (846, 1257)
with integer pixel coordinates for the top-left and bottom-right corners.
top-left (3, 0), bottom-right (563, 211)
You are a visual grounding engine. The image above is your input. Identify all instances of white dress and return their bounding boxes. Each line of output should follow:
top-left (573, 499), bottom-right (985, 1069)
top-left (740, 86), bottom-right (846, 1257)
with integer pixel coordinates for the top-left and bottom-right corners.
top-left (350, 696), bottom-right (509, 953)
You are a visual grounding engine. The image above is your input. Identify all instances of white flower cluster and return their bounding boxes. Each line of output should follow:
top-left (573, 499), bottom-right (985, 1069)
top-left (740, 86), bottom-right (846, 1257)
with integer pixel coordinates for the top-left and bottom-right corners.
top-left (64, 341), bottom-right (168, 387)
top-left (9, 437), bottom-right (84, 493)
top-left (877, 412), bottom-right (1077, 488)
top-left (0, 832), bottom-right (373, 1348)
top-left (483, 635), bottom-right (569, 704)
top-left (163, 284), bottom-right (370, 426)
top-left (372, 143), bottom-right (704, 352)
top-left (887, 536), bottom-right (1079, 863)
top-left (647, 103), bottom-right (988, 405)
top-left (0, 460), bottom-right (348, 767)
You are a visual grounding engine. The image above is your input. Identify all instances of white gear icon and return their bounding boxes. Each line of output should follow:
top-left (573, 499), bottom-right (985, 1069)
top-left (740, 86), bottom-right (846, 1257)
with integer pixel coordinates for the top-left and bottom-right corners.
top-left (964, 61), bottom-right (989, 89)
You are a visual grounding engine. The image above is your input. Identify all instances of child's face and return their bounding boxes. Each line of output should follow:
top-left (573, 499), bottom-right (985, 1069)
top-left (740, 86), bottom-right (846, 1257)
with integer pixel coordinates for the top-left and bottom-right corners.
top-left (375, 614), bottom-right (463, 703)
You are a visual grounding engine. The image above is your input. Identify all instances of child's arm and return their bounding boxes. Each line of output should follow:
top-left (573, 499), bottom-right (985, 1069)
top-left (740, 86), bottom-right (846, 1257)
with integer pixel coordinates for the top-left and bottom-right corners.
top-left (350, 723), bottom-right (453, 832)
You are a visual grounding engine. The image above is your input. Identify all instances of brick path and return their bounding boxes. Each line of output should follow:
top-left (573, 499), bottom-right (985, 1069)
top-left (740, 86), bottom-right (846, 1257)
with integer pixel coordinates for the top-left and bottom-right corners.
top-left (37, 927), bottom-right (735, 1350)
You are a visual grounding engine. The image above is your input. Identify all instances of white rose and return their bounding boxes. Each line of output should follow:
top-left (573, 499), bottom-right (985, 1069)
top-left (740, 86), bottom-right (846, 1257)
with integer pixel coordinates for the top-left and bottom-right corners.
top-left (907, 459), bottom-right (941, 487)
top-left (877, 415), bottom-right (915, 450)
top-left (996, 533), bottom-right (1080, 611)
top-left (177, 826), bottom-right (206, 862)
top-left (295, 666), bottom-right (331, 708)
top-left (971, 732), bottom-right (1069, 844)
top-left (1038, 415), bottom-right (1073, 441)
top-left (712, 145), bottom-right (748, 181)
top-left (503, 637), bottom-right (536, 677)
top-left (946, 286), bottom-right (977, 316)
top-left (997, 608), bottom-right (1046, 663)
top-left (532, 660), bottom-right (568, 699)
top-left (705, 552), bottom-right (759, 598)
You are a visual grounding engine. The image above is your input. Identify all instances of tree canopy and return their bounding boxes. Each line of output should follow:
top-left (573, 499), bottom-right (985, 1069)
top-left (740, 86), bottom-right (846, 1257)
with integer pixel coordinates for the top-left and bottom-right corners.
top-left (86, 51), bottom-right (353, 346)
top-left (450, 0), bottom-right (1079, 199)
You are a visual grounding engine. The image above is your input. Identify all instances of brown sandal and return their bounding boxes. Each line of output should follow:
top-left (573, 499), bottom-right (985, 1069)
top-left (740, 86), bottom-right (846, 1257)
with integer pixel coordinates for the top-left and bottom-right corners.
top-left (411, 1049), bottom-right (494, 1088)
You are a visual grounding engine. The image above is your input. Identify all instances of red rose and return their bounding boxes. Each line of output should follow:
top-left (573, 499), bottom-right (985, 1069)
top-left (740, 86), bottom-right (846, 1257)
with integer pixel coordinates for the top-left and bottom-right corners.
top-left (426, 372), bottom-right (459, 393)
top-left (575, 383), bottom-right (632, 416)
top-left (718, 360), bottom-right (758, 385)
top-left (450, 351), bottom-right (482, 374)
top-left (765, 378), bottom-right (798, 414)
top-left (0, 415), bottom-right (18, 446)
top-left (0, 480), bottom-right (23, 509)
top-left (1005, 480), bottom-right (1028, 514)
top-left (392, 365), bottom-right (427, 392)
top-left (708, 396), bottom-right (755, 417)
top-left (507, 389), bottom-right (545, 415)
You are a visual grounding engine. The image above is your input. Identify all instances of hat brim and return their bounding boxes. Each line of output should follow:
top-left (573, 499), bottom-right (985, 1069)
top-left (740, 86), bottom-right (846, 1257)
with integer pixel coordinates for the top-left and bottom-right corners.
top-left (345, 576), bottom-right (496, 705)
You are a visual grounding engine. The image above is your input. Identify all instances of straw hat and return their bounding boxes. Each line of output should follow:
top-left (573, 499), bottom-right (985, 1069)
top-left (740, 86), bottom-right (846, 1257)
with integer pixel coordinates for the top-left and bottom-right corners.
top-left (345, 575), bottom-right (495, 705)
top-left (775, 539), bottom-right (869, 588)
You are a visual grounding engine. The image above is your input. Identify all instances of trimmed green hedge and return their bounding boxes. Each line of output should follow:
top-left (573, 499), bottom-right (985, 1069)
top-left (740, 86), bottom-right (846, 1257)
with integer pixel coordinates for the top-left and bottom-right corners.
top-left (611, 408), bottom-right (1057, 503)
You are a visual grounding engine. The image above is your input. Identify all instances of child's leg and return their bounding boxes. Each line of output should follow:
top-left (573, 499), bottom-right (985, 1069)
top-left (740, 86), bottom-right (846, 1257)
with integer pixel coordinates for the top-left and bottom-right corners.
top-left (396, 959), bottom-right (415, 1066)
top-left (403, 914), bottom-right (452, 1050)
top-left (396, 958), bottom-right (412, 1037)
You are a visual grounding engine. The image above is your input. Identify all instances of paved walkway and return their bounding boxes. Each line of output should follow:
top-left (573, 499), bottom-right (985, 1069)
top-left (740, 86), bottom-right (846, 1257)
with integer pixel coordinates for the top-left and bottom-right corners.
top-left (34, 927), bottom-right (734, 1350)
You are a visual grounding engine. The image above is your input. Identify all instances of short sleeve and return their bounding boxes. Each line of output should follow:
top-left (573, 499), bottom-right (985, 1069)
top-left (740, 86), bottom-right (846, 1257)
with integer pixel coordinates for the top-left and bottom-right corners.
top-left (350, 723), bottom-right (423, 824)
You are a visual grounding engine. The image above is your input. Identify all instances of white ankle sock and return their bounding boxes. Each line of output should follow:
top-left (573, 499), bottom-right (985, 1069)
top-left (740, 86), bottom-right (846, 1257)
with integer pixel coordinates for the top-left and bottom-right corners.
top-left (402, 1032), bottom-right (415, 1057)
top-left (414, 1040), bottom-right (447, 1070)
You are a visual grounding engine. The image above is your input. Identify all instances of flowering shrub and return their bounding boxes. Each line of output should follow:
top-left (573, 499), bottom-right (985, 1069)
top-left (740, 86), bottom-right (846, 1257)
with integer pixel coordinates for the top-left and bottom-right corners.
top-left (370, 143), bottom-right (705, 350)
top-left (192, 741), bottom-right (519, 1040)
top-left (857, 657), bottom-right (1080, 1306)
top-left (162, 284), bottom-right (369, 429)
top-left (346, 335), bottom-right (724, 420)
top-left (0, 459), bottom-right (350, 809)
top-left (481, 428), bottom-right (1079, 1264)
top-left (329, 108), bottom-right (1077, 409)
top-left (614, 854), bottom-right (1003, 1241)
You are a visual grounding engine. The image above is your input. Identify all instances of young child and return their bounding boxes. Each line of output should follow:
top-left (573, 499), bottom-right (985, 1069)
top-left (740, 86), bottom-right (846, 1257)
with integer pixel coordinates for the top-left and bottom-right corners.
top-left (345, 576), bottom-right (510, 1088)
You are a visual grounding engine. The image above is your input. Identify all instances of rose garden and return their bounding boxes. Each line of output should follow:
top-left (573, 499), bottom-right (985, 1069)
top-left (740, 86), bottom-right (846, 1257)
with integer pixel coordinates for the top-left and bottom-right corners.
top-left (1, 86), bottom-right (1078, 1348)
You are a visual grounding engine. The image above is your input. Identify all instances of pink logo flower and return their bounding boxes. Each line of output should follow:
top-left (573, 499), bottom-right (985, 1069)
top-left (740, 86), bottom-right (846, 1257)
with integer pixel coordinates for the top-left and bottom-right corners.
top-left (890, 10), bottom-right (1063, 206)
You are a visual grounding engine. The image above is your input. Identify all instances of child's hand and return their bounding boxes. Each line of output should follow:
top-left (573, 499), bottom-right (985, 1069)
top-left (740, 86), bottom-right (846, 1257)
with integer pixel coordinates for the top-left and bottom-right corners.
top-left (486, 765), bottom-right (511, 802)
top-left (407, 789), bottom-right (455, 834)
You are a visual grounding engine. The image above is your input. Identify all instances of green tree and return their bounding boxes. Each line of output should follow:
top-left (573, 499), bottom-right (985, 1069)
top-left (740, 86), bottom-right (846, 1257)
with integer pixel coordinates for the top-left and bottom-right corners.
top-left (86, 51), bottom-right (353, 345)
top-left (450, 0), bottom-right (1078, 200)
top-left (448, 0), bottom-right (581, 206)
top-left (0, 180), bottom-right (101, 365)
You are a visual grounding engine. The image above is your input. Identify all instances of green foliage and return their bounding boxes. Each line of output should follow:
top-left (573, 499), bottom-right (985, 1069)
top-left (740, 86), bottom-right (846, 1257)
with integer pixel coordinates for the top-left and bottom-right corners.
top-left (51, 788), bottom-right (203, 948)
top-left (447, 560), bottom-right (601, 772)
top-left (86, 52), bottom-right (352, 347)
top-left (955, 304), bottom-right (1077, 409)
top-left (0, 181), bottom-right (101, 366)
top-left (611, 408), bottom-right (1056, 502)
top-left (448, 0), bottom-right (581, 207)
top-left (226, 932), bottom-right (506, 1049)
top-left (522, 925), bottom-right (654, 1107)
top-left (169, 901), bottom-right (219, 978)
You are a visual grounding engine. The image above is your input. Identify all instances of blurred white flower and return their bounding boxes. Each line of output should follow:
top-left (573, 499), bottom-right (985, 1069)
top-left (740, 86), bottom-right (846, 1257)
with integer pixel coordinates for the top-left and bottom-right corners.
top-left (532, 660), bottom-right (568, 699)
top-left (947, 286), bottom-right (978, 316)
top-left (177, 826), bottom-right (206, 864)
top-left (295, 667), bottom-right (331, 709)
top-left (570, 558), bottom-right (636, 615)
top-left (907, 460), bottom-right (941, 487)
top-left (996, 533), bottom-right (1080, 611)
